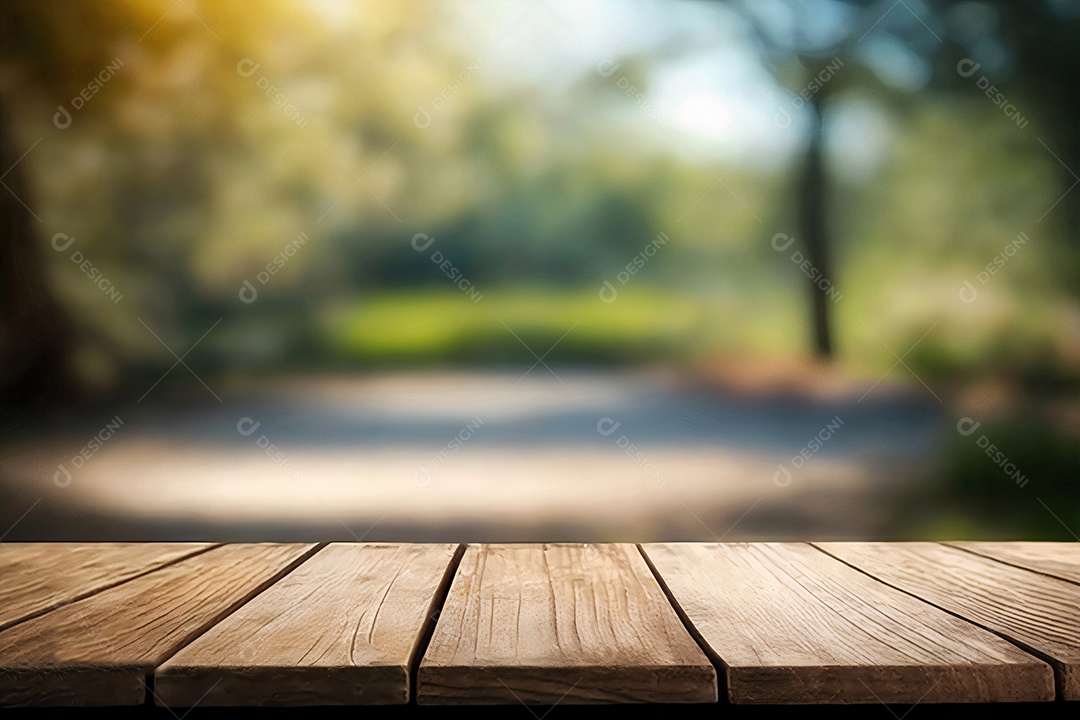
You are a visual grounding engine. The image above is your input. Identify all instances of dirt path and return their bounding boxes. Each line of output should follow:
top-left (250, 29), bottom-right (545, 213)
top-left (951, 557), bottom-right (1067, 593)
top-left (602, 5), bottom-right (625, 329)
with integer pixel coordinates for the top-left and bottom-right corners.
top-left (0, 368), bottom-right (943, 541)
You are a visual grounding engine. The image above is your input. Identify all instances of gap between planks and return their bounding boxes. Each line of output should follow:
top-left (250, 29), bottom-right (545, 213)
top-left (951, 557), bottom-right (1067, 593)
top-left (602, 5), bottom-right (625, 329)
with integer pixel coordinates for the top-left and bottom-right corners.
top-left (3, 542), bottom-right (1075, 707)
top-left (635, 542), bottom-right (730, 700)
top-left (134, 542), bottom-right (331, 706)
top-left (942, 542), bottom-right (1080, 585)
top-left (154, 543), bottom-right (464, 706)
top-left (813, 542), bottom-right (1079, 702)
top-left (642, 542), bottom-right (1054, 704)
top-left (151, 542), bottom-right (329, 671)
top-left (416, 543), bottom-right (718, 705)
top-left (0, 543), bottom-right (223, 632)
top-left (0, 543), bottom-right (326, 707)
top-left (409, 543), bottom-right (467, 703)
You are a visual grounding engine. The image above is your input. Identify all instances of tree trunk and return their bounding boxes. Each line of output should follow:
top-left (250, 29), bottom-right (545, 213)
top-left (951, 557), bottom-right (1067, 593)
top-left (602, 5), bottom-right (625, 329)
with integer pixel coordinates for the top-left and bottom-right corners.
top-left (796, 91), bottom-right (834, 358)
top-left (0, 106), bottom-right (78, 406)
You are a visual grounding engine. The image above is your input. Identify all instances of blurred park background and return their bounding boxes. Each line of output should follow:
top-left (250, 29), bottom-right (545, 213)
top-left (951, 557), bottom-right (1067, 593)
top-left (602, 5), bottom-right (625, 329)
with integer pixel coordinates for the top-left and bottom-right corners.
top-left (0, 0), bottom-right (1077, 542)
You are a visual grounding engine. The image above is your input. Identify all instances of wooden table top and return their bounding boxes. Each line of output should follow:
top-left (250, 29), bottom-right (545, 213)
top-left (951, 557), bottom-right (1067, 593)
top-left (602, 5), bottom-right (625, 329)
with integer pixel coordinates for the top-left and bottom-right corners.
top-left (0, 542), bottom-right (1076, 708)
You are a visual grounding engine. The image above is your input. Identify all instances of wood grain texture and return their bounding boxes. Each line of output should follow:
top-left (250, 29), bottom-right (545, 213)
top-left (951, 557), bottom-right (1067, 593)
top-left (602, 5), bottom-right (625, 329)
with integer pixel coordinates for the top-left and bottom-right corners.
top-left (416, 543), bottom-right (716, 705)
top-left (0, 543), bottom-right (215, 631)
top-left (642, 542), bottom-right (1053, 704)
top-left (0, 543), bottom-right (316, 707)
top-left (154, 543), bottom-right (461, 706)
top-left (945, 542), bottom-right (1080, 584)
top-left (817, 542), bottom-right (1080, 701)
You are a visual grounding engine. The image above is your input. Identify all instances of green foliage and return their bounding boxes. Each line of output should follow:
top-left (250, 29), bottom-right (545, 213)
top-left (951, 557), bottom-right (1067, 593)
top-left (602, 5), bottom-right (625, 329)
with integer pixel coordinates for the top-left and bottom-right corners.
top-left (890, 416), bottom-right (1080, 540)
top-left (3, 0), bottom-right (1077, 384)
top-left (316, 288), bottom-right (702, 365)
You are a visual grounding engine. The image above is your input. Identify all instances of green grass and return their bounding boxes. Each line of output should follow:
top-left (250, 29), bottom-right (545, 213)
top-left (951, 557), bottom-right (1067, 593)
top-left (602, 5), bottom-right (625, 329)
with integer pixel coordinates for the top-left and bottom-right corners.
top-left (315, 287), bottom-right (710, 365)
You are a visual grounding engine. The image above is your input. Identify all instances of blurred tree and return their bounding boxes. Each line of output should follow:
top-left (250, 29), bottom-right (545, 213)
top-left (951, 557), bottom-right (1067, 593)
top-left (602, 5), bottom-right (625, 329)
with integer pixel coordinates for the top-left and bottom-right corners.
top-left (732, 0), bottom-right (1080, 358)
top-left (0, 0), bottom-right (328, 401)
top-left (2, 0), bottom-right (1074, 392)
top-left (0, 0), bottom-right (139, 404)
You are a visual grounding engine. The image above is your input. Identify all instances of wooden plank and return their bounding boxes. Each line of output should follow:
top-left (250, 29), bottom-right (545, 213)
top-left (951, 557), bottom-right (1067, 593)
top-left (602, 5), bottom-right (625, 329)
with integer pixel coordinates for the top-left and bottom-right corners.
top-left (817, 542), bottom-right (1080, 701)
top-left (416, 543), bottom-right (716, 705)
top-left (0, 543), bottom-right (216, 631)
top-left (642, 542), bottom-right (1054, 704)
top-left (155, 543), bottom-right (460, 706)
top-left (945, 542), bottom-right (1080, 584)
top-left (0, 543), bottom-right (316, 707)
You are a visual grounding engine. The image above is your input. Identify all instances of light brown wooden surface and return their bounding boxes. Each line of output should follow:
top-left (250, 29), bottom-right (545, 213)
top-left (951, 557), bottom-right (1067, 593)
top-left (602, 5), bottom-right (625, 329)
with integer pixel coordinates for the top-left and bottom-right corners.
top-left (416, 543), bottom-right (716, 705)
top-left (817, 542), bottom-right (1080, 702)
top-left (0, 543), bottom-right (216, 631)
top-left (945, 542), bottom-right (1080, 584)
top-left (0, 543), bottom-right (316, 707)
top-left (155, 543), bottom-right (461, 706)
top-left (3, 541), bottom-right (1074, 707)
top-left (642, 542), bottom-right (1053, 704)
